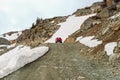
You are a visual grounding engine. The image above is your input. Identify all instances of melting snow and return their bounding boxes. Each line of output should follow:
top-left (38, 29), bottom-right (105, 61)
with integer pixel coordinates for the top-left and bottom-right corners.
top-left (46, 14), bottom-right (96, 43)
top-left (51, 20), bottom-right (54, 23)
top-left (77, 36), bottom-right (102, 48)
top-left (104, 42), bottom-right (117, 56)
top-left (76, 36), bottom-right (83, 41)
top-left (0, 44), bottom-right (16, 50)
top-left (110, 12), bottom-right (120, 19)
top-left (0, 31), bottom-right (22, 41)
top-left (0, 45), bottom-right (9, 48)
top-left (7, 44), bottom-right (16, 49)
top-left (0, 45), bottom-right (49, 78)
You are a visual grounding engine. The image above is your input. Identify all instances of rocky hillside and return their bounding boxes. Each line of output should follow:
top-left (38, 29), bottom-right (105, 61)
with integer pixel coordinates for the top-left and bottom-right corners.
top-left (16, 16), bottom-right (68, 46)
top-left (15, 1), bottom-right (105, 46)
top-left (2, 0), bottom-right (120, 80)
top-left (0, 31), bottom-right (22, 43)
top-left (69, 0), bottom-right (120, 56)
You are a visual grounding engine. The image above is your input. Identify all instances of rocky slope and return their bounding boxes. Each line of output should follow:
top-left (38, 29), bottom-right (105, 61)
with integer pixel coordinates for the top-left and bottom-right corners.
top-left (69, 1), bottom-right (120, 57)
top-left (0, 31), bottom-right (22, 44)
top-left (1, 0), bottom-right (120, 80)
top-left (15, 1), bottom-right (104, 46)
top-left (16, 16), bottom-right (68, 46)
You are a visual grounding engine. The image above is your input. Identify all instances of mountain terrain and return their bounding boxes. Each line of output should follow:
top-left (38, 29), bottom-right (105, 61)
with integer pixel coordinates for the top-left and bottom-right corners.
top-left (1, 0), bottom-right (120, 80)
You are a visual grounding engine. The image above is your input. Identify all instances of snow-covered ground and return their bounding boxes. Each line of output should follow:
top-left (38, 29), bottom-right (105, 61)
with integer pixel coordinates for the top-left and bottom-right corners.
top-left (0, 45), bottom-right (49, 78)
top-left (104, 42), bottom-right (117, 56)
top-left (0, 31), bottom-right (22, 41)
top-left (0, 45), bottom-right (9, 48)
top-left (110, 12), bottom-right (120, 19)
top-left (51, 20), bottom-right (55, 23)
top-left (76, 36), bottom-right (102, 48)
top-left (7, 44), bottom-right (16, 49)
top-left (0, 44), bottom-right (16, 52)
top-left (46, 14), bottom-right (96, 43)
top-left (0, 45), bottom-right (9, 52)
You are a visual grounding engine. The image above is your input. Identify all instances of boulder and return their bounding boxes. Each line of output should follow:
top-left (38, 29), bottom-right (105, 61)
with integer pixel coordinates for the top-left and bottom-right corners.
top-left (97, 8), bottom-right (111, 19)
top-left (109, 42), bottom-right (120, 65)
top-left (116, 2), bottom-right (120, 10)
top-left (111, 23), bottom-right (120, 31)
top-left (73, 8), bottom-right (92, 16)
top-left (106, 0), bottom-right (115, 7)
top-left (80, 17), bottom-right (101, 32)
top-left (64, 37), bottom-right (75, 43)
top-left (0, 37), bottom-right (10, 45)
top-left (90, 2), bottom-right (104, 13)
top-left (80, 18), bottom-right (93, 32)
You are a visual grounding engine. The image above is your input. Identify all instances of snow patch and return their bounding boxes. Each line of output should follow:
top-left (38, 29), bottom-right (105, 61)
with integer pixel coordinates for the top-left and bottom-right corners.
top-left (7, 44), bottom-right (16, 49)
top-left (76, 36), bottom-right (83, 41)
top-left (0, 31), bottom-right (22, 41)
top-left (110, 12), bottom-right (120, 19)
top-left (0, 45), bottom-right (49, 78)
top-left (77, 36), bottom-right (102, 47)
top-left (0, 45), bottom-right (9, 48)
top-left (0, 44), bottom-right (16, 52)
top-left (104, 42), bottom-right (117, 56)
top-left (0, 49), bottom-right (4, 52)
top-left (51, 20), bottom-right (54, 23)
top-left (46, 14), bottom-right (96, 43)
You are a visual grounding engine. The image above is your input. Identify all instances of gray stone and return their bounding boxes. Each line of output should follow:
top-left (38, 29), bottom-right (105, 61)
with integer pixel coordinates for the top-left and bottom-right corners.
top-left (0, 37), bottom-right (10, 45)
top-left (97, 8), bottom-right (110, 18)
top-left (81, 18), bottom-right (93, 32)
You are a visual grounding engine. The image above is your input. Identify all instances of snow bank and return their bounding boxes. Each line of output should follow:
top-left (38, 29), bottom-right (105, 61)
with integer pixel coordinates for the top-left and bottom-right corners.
top-left (7, 44), bottom-right (16, 49)
top-left (76, 36), bottom-right (83, 41)
top-left (77, 36), bottom-right (102, 48)
top-left (104, 42), bottom-right (117, 56)
top-left (0, 49), bottom-right (4, 52)
top-left (0, 45), bottom-right (9, 48)
top-left (46, 14), bottom-right (96, 43)
top-left (51, 20), bottom-right (54, 23)
top-left (0, 45), bottom-right (49, 78)
top-left (0, 44), bottom-right (15, 49)
top-left (0, 31), bottom-right (22, 41)
top-left (0, 44), bottom-right (16, 52)
top-left (110, 12), bottom-right (120, 19)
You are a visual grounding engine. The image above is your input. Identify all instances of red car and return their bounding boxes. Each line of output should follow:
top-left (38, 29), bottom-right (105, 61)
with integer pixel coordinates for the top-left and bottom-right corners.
top-left (55, 37), bottom-right (62, 43)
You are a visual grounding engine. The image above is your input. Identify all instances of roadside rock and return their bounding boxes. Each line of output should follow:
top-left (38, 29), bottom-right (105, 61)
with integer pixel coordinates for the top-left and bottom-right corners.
top-left (64, 37), bottom-right (75, 43)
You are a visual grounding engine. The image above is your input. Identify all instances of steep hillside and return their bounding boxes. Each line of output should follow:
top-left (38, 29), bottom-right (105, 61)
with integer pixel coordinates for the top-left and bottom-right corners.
top-left (16, 16), bottom-right (68, 46)
top-left (69, 1), bottom-right (120, 57)
top-left (15, 1), bottom-right (104, 46)
top-left (1, 0), bottom-right (120, 80)
top-left (0, 31), bottom-right (22, 42)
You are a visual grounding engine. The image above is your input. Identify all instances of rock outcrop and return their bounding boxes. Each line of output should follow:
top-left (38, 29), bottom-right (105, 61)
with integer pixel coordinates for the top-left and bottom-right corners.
top-left (104, 0), bottom-right (120, 7)
top-left (17, 16), bottom-right (68, 46)
top-left (109, 42), bottom-right (120, 65)
top-left (2, 0), bottom-right (120, 80)
top-left (64, 37), bottom-right (75, 43)
top-left (0, 37), bottom-right (10, 45)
